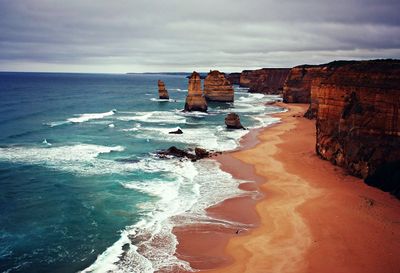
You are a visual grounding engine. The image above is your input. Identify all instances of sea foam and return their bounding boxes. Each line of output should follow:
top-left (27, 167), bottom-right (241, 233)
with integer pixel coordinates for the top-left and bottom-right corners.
top-left (0, 144), bottom-right (127, 176)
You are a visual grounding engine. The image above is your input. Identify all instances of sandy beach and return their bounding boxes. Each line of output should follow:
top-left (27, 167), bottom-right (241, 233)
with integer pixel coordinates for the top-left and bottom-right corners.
top-left (173, 103), bottom-right (400, 273)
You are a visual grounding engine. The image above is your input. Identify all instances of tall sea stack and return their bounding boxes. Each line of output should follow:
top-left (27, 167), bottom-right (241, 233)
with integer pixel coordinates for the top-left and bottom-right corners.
top-left (184, 71), bottom-right (208, 112)
top-left (204, 70), bottom-right (234, 102)
top-left (158, 80), bottom-right (169, 99)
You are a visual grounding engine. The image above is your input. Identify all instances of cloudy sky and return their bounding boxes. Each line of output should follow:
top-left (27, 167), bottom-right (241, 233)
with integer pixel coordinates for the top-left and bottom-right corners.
top-left (1, 0), bottom-right (399, 73)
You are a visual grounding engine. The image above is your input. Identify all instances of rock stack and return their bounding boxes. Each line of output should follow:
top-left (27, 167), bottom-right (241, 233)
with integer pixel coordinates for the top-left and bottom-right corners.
top-left (158, 80), bottom-right (169, 99)
top-left (204, 70), bottom-right (234, 102)
top-left (184, 71), bottom-right (208, 112)
top-left (225, 113), bottom-right (244, 129)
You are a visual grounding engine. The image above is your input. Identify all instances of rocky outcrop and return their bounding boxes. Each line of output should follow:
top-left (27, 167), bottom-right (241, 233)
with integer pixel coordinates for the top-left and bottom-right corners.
top-left (283, 66), bottom-right (326, 103)
top-left (158, 80), bottom-right (169, 99)
top-left (227, 73), bottom-right (241, 85)
top-left (184, 71), bottom-right (208, 112)
top-left (239, 68), bottom-right (290, 94)
top-left (225, 113), bottom-right (244, 129)
top-left (312, 60), bottom-right (400, 198)
top-left (204, 70), bottom-right (234, 102)
top-left (169, 128), bottom-right (183, 134)
top-left (157, 146), bottom-right (211, 161)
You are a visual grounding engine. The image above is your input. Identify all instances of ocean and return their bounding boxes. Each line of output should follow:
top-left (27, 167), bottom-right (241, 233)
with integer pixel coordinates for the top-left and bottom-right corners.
top-left (0, 72), bottom-right (283, 273)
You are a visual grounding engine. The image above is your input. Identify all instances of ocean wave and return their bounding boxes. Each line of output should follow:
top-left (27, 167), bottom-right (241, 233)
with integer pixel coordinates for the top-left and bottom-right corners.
top-left (81, 158), bottom-right (253, 273)
top-left (117, 111), bottom-right (186, 124)
top-left (169, 88), bottom-right (188, 92)
top-left (46, 110), bottom-right (116, 127)
top-left (0, 144), bottom-right (128, 175)
top-left (67, 109), bottom-right (116, 123)
top-left (133, 125), bottom-right (246, 151)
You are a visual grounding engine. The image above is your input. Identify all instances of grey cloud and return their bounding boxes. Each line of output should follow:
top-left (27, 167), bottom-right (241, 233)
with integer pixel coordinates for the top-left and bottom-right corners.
top-left (0, 0), bottom-right (399, 72)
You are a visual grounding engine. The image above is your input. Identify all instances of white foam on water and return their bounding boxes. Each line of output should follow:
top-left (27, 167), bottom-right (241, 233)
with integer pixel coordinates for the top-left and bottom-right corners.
top-left (0, 144), bottom-right (129, 175)
top-left (149, 98), bottom-right (174, 102)
top-left (42, 139), bottom-right (52, 146)
top-left (134, 126), bottom-right (246, 151)
top-left (169, 88), bottom-right (188, 92)
top-left (81, 157), bottom-right (254, 273)
top-left (108, 123), bottom-right (115, 128)
top-left (117, 111), bottom-right (186, 124)
top-left (67, 110), bottom-right (116, 123)
top-left (81, 91), bottom-right (283, 272)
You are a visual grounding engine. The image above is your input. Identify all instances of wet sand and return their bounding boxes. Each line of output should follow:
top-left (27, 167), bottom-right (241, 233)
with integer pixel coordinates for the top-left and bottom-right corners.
top-left (173, 103), bottom-right (400, 273)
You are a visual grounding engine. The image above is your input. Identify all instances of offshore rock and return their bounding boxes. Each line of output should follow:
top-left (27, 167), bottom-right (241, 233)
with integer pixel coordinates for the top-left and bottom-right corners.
top-left (168, 128), bottom-right (183, 134)
top-left (204, 70), bottom-right (234, 102)
top-left (184, 71), bottom-right (208, 112)
top-left (158, 80), bottom-right (169, 99)
top-left (225, 113), bottom-right (244, 129)
top-left (157, 146), bottom-right (211, 161)
top-left (312, 60), bottom-right (400, 198)
top-left (239, 68), bottom-right (290, 94)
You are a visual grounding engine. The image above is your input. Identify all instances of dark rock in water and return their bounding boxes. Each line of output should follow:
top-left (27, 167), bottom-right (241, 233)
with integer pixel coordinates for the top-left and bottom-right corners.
top-left (225, 113), bottom-right (244, 129)
top-left (169, 128), bottom-right (183, 134)
top-left (195, 147), bottom-right (209, 158)
top-left (157, 146), bottom-right (212, 160)
top-left (158, 146), bottom-right (195, 159)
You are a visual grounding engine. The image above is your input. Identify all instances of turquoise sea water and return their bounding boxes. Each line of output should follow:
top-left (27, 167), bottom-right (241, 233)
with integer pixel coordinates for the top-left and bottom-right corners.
top-left (0, 72), bottom-right (283, 273)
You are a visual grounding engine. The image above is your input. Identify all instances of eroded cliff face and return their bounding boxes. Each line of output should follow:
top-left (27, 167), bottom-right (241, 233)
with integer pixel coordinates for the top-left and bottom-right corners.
top-left (239, 68), bottom-right (290, 94)
top-left (227, 73), bottom-right (241, 85)
top-left (204, 70), bottom-right (234, 102)
top-left (283, 66), bottom-right (326, 103)
top-left (184, 71), bottom-right (208, 112)
top-left (313, 60), bottom-right (400, 197)
top-left (158, 80), bottom-right (169, 99)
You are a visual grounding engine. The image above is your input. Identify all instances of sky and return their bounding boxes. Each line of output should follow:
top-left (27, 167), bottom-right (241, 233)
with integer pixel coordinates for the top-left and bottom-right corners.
top-left (0, 0), bottom-right (399, 73)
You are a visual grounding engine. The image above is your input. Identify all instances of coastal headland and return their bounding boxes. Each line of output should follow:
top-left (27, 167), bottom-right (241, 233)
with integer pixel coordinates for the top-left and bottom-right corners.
top-left (173, 103), bottom-right (400, 273)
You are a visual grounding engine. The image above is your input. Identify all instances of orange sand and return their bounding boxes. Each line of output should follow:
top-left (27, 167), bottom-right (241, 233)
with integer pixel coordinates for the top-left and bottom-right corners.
top-left (174, 103), bottom-right (400, 273)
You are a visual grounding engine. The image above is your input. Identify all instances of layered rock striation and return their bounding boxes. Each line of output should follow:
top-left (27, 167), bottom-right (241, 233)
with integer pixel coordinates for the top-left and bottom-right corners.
top-left (204, 70), bottom-right (234, 102)
top-left (283, 65), bottom-right (326, 103)
top-left (239, 68), bottom-right (290, 94)
top-left (158, 80), bottom-right (169, 99)
top-left (225, 113), bottom-right (244, 129)
top-left (312, 60), bottom-right (400, 197)
top-left (184, 71), bottom-right (208, 112)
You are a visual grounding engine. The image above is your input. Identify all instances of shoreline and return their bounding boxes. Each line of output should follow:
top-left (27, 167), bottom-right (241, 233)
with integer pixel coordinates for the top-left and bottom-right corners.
top-left (173, 103), bottom-right (400, 273)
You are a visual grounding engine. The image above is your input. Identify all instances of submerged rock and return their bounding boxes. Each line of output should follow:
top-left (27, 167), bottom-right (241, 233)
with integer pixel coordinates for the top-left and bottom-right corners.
top-left (158, 80), bottom-right (169, 99)
top-left (184, 72), bottom-right (207, 112)
top-left (225, 113), bottom-right (244, 129)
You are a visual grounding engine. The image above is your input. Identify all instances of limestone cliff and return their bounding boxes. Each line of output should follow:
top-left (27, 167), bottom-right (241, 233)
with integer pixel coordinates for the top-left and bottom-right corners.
top-left (204, 70), bottom-right (234, 102)
top-left (184, 71), bottom-right (208, 112)
top-left (158, 80), bottom-right (169, 99)
top-left (283, 66), bottom-right (326, 103)
top-left (239, 68), bottom-right (290, 94)
top-left (312, 60), bottom-right (400, 197)
top-left (227, 73), bottom-right (241, 85)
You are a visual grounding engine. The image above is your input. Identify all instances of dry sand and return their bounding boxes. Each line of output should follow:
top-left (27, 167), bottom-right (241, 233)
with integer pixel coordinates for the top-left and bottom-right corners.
top-left (173, 103), bottom-right (400, 273)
